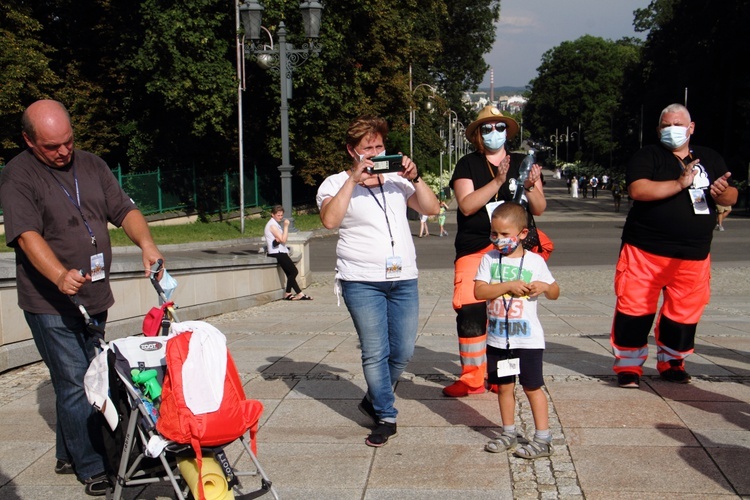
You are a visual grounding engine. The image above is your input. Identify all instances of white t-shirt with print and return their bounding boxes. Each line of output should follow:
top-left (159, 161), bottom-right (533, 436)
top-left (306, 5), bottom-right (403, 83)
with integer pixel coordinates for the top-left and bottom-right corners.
top-left (475, 249), bottom-right (555, 349)
top-left (316, 171), bottom-right (417, 281)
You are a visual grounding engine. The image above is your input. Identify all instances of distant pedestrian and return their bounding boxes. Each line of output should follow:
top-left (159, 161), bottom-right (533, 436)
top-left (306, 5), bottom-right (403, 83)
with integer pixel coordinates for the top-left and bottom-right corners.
top-left (419, 213), bottom-right (430, 238)
top-left (566, 175), bottom-right (572, 194)
top-left (264, 205), bottom-right (311, 301)
top-left (580, 175), bottom-right (588, 198)
top-left (602, 174), bottom-right (609, 190)
top-left (715, 204), bottom-right (732, 231)
top-left (438, 201), bottom-right (449, 237)
top-left (589, 176), bottom-right (599, 198)
top-left (612, 183), bottom-right (623, 212)
top-left (477, 202), bottom-right (559, 459)
top-left (571, 177), bottom-right (578, 198)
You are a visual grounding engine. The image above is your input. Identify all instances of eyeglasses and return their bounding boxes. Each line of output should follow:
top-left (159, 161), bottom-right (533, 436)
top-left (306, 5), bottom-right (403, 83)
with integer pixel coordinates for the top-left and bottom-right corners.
top-left (480, 123), bottom-right (507, 135)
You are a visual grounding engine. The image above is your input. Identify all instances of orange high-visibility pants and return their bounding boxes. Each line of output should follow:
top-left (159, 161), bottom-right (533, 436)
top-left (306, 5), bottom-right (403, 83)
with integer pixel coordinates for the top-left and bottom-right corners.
top-left (610, 243), bottom-right (711, 376)
top-left (453, 245), bottom-right (494, 389)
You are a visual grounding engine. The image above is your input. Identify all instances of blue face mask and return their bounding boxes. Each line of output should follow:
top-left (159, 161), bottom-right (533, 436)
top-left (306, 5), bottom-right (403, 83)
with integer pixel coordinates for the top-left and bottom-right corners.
top-left (482, 129), bottom-right (507, 151)
top-left (660, 126), bottom-right (689, 150)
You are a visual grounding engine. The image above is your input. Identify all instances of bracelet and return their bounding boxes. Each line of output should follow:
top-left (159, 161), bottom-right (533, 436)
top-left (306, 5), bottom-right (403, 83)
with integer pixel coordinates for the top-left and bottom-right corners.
top-left (411, 171), bottom-right (421, 184)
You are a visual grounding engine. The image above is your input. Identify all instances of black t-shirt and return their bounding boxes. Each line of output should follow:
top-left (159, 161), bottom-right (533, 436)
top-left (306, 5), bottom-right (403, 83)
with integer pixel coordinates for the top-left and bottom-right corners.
top-left (449, 151), bottom-right (525, 260)
top-left (0, 149), bottom-right (137, 315)
top-left (622, 144), bottom-right (728, 260)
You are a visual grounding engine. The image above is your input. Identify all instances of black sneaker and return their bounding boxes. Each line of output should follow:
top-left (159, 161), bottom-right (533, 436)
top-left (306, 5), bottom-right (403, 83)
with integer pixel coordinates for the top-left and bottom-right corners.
top-left (55, 459), bottom-right (74, 475)
top-left (83, 472), bottom-right (111, 497)
top-left (660, 361), bottom-right (691, 384)
top-left (365, 421), bottom-right (397, 447)
top-left (617, 372), bottom-right (640, 388)
top-left (358, 396), bottom-right (378, 425)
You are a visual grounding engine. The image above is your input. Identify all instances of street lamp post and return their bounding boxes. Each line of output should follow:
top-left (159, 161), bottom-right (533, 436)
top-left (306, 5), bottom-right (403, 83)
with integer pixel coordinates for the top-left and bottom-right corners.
top-left (446, 109), bottom-right (458, 172)
top-left (549, 128), bottom-right (567, 164)
top-left (239, 0), bottom-right (323, 229)
top-left (408, 65), bottom-right (437, 161)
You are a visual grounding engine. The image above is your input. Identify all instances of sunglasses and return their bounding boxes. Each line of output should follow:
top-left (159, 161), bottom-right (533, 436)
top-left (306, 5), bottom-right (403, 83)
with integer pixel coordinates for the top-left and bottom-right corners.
top-left (480, 123), bottom-right (507, 135)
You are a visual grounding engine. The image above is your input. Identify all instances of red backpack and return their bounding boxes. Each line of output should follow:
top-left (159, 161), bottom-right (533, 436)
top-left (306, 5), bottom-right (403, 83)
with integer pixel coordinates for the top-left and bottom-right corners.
top-left (156, 330), bottom-right (263, 500)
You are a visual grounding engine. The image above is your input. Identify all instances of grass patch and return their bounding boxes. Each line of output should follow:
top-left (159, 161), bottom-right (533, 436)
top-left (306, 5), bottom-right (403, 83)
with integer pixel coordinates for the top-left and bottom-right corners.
top-left (2, 213), bottom-right (325, 251)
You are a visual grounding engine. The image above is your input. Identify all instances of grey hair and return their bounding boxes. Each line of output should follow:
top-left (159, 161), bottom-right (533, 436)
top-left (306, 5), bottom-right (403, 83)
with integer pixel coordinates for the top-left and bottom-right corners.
top-left (659, 103), bottom-right (691, 124)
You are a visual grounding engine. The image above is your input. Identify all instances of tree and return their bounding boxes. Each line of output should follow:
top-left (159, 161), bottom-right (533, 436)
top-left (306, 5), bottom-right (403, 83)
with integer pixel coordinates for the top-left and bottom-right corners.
top-left (621, 0), bottom-right (750, 183)
top-left (523, 35), bottom-right (641, 168)
top-left (0, 1), bottom-right (59, 162)
top-left (243, 0), bottom-right (499, 206)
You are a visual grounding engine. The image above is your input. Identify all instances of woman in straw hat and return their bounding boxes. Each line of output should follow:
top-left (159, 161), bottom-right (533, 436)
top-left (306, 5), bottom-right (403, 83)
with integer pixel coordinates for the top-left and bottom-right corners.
top-left (443, 105), bottom-right (547, 397)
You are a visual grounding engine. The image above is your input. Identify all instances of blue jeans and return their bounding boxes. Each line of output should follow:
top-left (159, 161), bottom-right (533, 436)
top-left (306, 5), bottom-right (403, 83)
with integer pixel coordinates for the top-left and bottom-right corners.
top-left (340, 279), bottom-right (419, 422)
top-left (25, 311), bottom-right (109, 480)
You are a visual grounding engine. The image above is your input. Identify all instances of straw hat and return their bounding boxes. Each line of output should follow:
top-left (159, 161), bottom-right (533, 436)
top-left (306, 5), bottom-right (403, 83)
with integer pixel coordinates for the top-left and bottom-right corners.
top-left (465, 105), bottom-right (519, 141)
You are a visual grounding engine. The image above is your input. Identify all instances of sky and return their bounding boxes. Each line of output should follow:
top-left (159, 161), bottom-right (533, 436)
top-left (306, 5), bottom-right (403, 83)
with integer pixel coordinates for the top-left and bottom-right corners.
top-left (482, 0), bottom-right (653, 88)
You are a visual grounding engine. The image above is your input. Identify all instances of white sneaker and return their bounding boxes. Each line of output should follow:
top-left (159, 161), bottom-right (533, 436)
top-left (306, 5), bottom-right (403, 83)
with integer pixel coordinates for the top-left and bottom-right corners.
top-left (719, 225), bottom-right (725, 231)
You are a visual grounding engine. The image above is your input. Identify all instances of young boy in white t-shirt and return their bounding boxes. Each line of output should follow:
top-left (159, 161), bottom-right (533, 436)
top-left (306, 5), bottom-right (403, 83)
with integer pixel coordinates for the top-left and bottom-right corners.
top-left (474, 202), bottom-right (560, 459)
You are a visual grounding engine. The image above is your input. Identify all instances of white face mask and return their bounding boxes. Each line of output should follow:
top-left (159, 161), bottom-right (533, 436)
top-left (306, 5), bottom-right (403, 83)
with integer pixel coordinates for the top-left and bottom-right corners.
top-left (352, 148), bottom-right (386, 163)
top-left (482, 130), bottom-right (507, 151)
top-left (660, 125), bottom-right (689, 150)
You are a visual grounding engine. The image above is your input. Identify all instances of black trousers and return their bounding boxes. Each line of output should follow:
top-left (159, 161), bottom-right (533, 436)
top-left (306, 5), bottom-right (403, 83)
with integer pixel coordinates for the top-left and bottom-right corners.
top-left (269, 252), bottom-right (301, 294)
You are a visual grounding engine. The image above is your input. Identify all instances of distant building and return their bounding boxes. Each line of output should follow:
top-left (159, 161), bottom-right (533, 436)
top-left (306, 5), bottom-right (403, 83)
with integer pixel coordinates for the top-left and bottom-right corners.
top-left (497, 95), bottom-right (527, 114)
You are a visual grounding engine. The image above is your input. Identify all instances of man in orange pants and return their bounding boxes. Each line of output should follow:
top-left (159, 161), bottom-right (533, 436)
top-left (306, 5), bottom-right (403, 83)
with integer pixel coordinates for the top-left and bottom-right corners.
top-left (611, 103), bottom-right (737, 388)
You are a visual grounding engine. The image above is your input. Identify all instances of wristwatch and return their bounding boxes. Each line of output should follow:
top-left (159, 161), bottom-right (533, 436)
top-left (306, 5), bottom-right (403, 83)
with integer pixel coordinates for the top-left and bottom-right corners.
top-left (411, 172), bottom-right (421, 184)
top-left (525, 183), bottom-right (535, 192)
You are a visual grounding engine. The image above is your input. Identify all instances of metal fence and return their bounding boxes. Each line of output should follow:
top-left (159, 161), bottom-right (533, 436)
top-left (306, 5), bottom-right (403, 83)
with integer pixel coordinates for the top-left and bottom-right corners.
top-left (0, 164), bottom-right (263, 217)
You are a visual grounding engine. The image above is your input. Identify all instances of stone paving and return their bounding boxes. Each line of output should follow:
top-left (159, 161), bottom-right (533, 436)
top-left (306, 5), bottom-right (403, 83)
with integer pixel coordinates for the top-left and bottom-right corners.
top-left (1, 177), bottom-right (749, 498)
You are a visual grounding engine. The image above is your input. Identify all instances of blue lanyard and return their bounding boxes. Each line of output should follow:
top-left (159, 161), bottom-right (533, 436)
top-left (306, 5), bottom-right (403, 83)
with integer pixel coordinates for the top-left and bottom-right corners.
top-left (364, 176), bottom-right (395, 255)
top-left (46, 164), bottom-right (97, 247)
top-left (497, 252), bottom-right (525, 350)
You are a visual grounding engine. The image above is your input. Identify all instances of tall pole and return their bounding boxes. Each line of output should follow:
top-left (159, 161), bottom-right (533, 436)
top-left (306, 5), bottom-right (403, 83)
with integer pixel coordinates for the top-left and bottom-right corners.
top-left (447, 113), bottom-right (453, 173)
top-left (555, 127), bottom-right (559, 164)
top-left (565, 125), bottom-right (569, 162)
top-left (235, 1), bottom-right (245, 233)
top-left (409, 64), bottom-right (414, 159)
top-left (277, 23), bottom-right (295, 228)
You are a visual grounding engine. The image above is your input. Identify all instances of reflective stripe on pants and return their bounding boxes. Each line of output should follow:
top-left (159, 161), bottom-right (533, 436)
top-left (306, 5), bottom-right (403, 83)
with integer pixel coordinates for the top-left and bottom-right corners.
top-left (611, 243), bottom-right (710, 375)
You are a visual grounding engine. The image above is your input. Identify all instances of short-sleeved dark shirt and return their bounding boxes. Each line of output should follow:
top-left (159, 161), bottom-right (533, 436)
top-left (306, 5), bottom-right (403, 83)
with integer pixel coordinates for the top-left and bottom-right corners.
top-left (0, 149), bottom-right (137, 315)
top-left (449, 151), bottom-right (524, 260)
top-left (622, 143), bottom-right (728, 260)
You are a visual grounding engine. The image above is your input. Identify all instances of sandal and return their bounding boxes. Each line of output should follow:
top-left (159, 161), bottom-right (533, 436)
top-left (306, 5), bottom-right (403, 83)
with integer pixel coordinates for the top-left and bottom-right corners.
top-left (365, 421), bottom-right (397, 447)
top-left (291, 294), bottom-right (313, 300)
top-left (484, 433), bottom-right (517, 453)
top-left (513, 438), bottom-right (553, 460)
top-left (83, 472), bottom-right (111, 496)
top-left (284, 294), bottom-right (294, 300)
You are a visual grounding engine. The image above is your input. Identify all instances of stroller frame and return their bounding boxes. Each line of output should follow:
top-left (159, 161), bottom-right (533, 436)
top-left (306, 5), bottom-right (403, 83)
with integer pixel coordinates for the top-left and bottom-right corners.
top-left (82, 260), bottom-right (278, 499)
top-left (111, 356), bottom-right (277, 499)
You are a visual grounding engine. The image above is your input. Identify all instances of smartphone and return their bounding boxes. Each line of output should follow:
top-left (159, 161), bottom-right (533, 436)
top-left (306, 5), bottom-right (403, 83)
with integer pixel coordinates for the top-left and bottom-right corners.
top-left (365, 154), bottom-right (404, 174)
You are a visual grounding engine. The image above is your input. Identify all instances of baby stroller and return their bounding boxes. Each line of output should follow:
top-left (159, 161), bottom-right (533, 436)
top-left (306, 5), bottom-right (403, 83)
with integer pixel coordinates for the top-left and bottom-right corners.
top-left (83, 260), bottom-right (278, 499)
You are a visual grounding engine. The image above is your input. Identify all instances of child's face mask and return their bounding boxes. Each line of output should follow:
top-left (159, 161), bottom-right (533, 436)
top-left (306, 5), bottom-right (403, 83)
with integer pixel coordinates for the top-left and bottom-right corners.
top-left (490, 231), bottom-right (523, 255)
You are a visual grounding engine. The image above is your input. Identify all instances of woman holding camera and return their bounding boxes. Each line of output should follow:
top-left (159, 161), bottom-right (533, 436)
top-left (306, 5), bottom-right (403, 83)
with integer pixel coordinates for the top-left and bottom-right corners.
top-left (264, 205), bottom-right (311, 300)
top-left (316, 115), bottom-right (439, 447)
top-left (444, 105), bottom-right (547, 397)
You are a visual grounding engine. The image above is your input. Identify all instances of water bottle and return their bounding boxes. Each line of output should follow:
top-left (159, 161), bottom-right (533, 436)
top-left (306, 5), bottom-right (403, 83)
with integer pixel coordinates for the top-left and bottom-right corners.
top-left (514, 150), bottom-right (535, 202)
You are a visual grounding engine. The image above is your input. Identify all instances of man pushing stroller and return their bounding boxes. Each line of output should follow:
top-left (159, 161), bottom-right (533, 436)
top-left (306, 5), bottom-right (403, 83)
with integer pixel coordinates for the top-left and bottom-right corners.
top-left (0, 100), bottom-right (164, 496)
